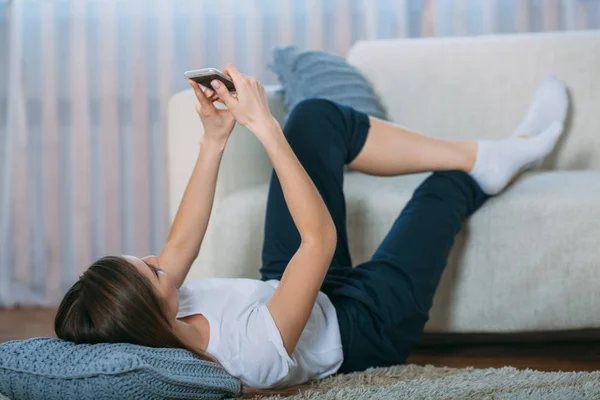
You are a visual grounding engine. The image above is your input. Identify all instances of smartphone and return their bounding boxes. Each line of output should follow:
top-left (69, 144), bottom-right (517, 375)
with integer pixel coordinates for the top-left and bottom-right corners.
top-left (184, 68), bottom-right (236, 92)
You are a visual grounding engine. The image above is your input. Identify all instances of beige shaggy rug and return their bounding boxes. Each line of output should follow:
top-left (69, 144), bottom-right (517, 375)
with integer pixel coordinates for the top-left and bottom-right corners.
top-left (252, 364), bottom-right (600, 399)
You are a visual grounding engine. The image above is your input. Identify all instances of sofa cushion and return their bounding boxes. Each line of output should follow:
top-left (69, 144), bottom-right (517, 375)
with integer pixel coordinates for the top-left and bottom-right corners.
top-left (268, 46), bottom-right (387, 120)
top-left (0, 337), bottom-right (240, 400)
top-left (205, 170), bottom-right (600, 333)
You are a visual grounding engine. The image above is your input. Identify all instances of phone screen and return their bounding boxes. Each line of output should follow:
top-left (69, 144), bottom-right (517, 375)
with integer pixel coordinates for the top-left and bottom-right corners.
top-left (189, 74), bottom-right (236, 92)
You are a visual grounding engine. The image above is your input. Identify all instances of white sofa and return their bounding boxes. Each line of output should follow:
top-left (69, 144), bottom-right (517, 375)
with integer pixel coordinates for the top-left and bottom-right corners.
top-left (167, 31), bottom-right (600, 335)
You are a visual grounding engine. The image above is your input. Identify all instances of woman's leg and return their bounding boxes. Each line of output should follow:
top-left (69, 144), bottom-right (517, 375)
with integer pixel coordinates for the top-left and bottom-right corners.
top-left (333, 171), bottom-right (488, 374)
top-left (334, 77), bottom-right (568, 374)
top-left (348, 113), bottom-right (563, 196)
top-left (260, 99), bottom-right (371, 281)
top-left (348, 117), bottom-right (477, 176)
top-left (347, 73), bottom-right (569, 179)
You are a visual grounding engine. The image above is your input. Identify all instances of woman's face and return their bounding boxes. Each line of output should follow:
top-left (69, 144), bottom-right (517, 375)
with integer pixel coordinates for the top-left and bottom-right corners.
top-left (123, 255), bottom-right (179, 319)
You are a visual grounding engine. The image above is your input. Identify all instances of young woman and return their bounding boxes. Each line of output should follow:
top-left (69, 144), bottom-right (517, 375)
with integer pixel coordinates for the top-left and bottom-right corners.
top-left (55, 64), bottom-right (568, 398)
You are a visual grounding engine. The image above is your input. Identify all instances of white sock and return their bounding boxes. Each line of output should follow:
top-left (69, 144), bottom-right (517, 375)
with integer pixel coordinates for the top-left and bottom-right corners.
top-left (470, 121), bottom-right (564, 195)
top-left (512, 75), bottom-right (568, 138)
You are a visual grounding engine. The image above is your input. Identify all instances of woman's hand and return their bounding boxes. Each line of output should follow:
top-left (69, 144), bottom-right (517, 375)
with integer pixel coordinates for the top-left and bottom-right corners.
top-left (188, 79), bottom-right (236, 144)
top-left (207, 64), bottom-right (279, 138)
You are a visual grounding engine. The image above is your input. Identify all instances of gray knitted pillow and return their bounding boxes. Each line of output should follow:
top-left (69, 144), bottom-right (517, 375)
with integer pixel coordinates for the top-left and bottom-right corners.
top-left (0, 338), bottom-right (240, 400)
top-left (268, 46), bottom-right (387, 120)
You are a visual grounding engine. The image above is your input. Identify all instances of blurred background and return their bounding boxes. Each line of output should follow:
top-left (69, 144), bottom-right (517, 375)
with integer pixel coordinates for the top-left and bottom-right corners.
top-left (1, 0), bottom-right (599, 307)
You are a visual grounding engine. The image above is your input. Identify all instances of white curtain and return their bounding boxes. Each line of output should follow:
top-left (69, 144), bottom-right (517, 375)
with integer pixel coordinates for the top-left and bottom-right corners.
top-left (1, 0), bottom-right (598, 307)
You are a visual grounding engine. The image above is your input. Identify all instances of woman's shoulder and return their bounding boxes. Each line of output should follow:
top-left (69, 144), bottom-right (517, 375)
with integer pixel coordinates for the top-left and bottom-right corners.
top-left (177, 278), bottom-right (278, 318)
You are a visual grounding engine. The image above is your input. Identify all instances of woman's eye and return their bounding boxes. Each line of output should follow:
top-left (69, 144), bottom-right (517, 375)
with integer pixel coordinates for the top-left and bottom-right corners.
top-left (143, 260), bottom-right (160, 278)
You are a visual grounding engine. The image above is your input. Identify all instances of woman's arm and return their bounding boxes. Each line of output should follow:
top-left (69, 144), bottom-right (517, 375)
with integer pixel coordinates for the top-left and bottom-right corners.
top-left (259, 124), bottom-right (337, 357)
top-left (211, 65), bottom-right (337, 357)
top-left (158, 80), bottom-right (236, 288)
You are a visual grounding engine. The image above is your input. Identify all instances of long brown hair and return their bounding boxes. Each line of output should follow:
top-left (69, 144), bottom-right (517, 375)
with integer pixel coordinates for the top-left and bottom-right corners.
top-left (55, 256), bottom-right (312, 399)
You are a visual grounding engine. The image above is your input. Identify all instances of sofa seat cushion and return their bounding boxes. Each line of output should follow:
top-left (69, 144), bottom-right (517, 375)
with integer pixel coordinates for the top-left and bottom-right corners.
top-left (204, 170), bottom-right (600, 333)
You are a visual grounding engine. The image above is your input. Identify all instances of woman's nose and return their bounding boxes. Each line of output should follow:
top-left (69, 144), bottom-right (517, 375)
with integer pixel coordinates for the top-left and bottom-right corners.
top-left (141, 255), bottom-right (158, 266)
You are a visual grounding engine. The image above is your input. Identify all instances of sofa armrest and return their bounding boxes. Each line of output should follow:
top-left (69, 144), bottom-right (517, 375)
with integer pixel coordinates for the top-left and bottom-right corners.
top-left (167, 85), bottom-right (286, 280)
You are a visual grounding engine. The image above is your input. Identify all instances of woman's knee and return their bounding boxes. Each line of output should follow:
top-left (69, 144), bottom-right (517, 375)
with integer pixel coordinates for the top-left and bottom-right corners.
top-left (283, 98), bottom-right (346, 144)
top-left (289, 98), bottom-right (339, 121)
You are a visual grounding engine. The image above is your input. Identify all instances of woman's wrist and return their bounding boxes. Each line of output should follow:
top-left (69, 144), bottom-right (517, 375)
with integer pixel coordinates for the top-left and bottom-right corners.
top-left (252, 117), bottom-right (283, 143)
top-left (200, 133), bottom-right (228, 152)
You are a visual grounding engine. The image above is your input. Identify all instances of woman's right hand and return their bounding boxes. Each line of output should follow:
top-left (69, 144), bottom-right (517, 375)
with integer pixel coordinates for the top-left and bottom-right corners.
top-left (208, 64), bottom-right (279, 137)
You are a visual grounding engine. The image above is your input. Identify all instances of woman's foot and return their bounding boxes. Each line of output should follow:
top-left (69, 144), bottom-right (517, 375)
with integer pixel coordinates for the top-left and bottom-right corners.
top-left (512, 75), bottom-right (568, 138)
top-left (467, 76), bottom-right (568, 195)
top-left (469, 121), bottom-right (564, 195)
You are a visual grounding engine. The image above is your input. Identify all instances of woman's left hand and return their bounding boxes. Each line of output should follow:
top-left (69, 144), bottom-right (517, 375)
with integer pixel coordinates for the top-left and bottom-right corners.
top-left (188, 79), bottom-right (236, 144)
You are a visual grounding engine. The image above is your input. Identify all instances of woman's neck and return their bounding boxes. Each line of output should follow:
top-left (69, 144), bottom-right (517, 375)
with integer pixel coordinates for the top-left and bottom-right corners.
top-left (173, 316), bottom-right (209, 353)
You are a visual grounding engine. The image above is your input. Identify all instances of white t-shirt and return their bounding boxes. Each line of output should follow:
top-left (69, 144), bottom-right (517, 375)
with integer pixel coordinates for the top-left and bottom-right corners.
top-left (176, 278), bottom-right (344, 389)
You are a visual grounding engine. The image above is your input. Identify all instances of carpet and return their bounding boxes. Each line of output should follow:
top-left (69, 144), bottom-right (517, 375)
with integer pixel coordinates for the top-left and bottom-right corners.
top-left (256, 364), bottom-right (600, 399)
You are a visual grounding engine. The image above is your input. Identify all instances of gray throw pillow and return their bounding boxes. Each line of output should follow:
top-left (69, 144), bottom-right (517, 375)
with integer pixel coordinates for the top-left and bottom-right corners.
top-left (268, 46), bottom-right (387, 120)
top-left (0, 338), bottom-right (240, 400)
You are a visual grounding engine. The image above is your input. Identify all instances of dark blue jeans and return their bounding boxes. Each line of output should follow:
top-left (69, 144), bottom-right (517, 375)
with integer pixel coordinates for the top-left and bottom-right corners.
top-left (259, 99), bottom-right (489, 374)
